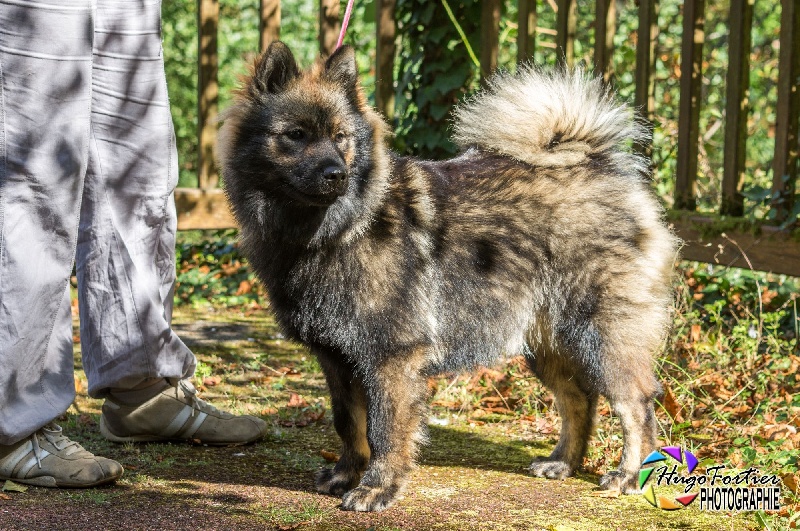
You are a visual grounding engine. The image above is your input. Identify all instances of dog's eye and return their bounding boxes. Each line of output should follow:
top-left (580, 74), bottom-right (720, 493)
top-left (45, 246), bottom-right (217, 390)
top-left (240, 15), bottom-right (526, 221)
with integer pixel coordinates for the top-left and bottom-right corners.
top-left (285, 129), bottom-right (305, 141)
top-left (334, 132), bottom-right (347, 143)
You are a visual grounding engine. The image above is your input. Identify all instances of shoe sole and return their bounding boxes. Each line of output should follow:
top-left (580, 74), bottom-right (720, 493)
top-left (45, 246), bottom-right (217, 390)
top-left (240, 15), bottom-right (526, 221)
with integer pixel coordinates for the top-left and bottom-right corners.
top-left (100, 416), bottom-right (263, 446)
top-left (0, 473), bottom-right (122, 488)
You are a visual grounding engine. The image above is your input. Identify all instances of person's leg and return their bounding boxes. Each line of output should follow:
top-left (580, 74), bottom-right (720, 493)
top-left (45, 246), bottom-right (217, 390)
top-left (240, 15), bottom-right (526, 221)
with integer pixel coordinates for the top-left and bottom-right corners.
top-left (81, 0), bottom-right (266, 445)
top-left (76, 0), bottom-right (194, 396)
top-left (0, 0), bottom-right (93, 446)
top-left (0, 0), bottom-right (122, 487)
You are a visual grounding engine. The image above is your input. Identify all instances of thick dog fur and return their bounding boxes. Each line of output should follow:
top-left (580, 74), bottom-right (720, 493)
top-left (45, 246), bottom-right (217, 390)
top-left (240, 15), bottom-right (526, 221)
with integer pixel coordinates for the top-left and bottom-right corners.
top-left (219, 42), bottom-right (679, 512)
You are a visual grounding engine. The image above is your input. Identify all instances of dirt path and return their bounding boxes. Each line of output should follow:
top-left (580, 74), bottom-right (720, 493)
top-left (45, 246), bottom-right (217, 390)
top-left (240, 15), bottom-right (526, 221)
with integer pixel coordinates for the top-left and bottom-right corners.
top-left (0, 306), bottom-right (752, 530)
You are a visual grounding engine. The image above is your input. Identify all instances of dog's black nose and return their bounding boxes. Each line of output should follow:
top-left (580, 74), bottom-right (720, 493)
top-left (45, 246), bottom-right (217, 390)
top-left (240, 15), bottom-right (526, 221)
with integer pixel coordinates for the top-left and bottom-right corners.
top-left (322, 166), bottom-right (347, 184)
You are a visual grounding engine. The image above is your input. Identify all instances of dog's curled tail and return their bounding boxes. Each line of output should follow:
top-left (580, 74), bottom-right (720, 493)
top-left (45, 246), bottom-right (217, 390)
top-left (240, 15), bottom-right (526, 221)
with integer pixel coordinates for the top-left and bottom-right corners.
top-left (452, 67), bottom-right (648, 168)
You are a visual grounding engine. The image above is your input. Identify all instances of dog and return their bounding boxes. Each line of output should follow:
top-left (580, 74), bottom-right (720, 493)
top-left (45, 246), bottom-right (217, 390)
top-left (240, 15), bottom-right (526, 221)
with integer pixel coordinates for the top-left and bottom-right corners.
top-left (218, 41), bottom-right (678, 512)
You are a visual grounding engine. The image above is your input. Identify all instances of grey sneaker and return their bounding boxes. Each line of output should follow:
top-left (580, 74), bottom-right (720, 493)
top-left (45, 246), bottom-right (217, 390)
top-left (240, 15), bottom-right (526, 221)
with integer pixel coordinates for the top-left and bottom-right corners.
top-left (100, 379), bottom-right (267, 446)
top-left (0, 423), bottom-right (123, 488)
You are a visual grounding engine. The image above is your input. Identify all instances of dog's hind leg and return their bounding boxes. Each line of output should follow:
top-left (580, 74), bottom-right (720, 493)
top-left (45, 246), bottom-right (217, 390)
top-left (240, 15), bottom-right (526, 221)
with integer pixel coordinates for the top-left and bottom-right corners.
top-left (599, 389), bottom-right (659, 494)
top-left (596, 314), bottom-right (662, 493)
top-left (315, 351), bottom-right (370, 496)
top-left (526, 351), bottom-right (597, 480)
top-left (340, 348), bottom-right (429, 512)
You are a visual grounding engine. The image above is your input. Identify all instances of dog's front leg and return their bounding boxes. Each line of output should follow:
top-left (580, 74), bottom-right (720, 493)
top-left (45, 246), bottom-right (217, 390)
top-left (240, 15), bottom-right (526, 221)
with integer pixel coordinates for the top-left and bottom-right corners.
top-left (340, 349), bottom-right (429, 512)
top-left (315, 351), bottom-right (370, 496)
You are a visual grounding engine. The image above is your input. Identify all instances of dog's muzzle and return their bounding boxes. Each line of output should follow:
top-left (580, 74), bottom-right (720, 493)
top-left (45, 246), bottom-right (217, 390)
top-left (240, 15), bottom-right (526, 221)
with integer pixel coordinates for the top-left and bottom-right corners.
top-left (322, 165), bottom-right (349, 195)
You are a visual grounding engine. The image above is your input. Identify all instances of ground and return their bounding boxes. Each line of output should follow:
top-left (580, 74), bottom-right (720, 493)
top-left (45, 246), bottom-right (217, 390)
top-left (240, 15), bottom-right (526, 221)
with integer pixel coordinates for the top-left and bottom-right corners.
top-left (0, 306), bottom-right (769, 530)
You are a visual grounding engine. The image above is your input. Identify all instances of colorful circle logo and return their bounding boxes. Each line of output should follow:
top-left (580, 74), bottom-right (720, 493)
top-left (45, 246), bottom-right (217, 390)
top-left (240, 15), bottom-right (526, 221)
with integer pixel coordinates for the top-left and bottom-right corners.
top-left (639, 445), bottom-right (700, 510)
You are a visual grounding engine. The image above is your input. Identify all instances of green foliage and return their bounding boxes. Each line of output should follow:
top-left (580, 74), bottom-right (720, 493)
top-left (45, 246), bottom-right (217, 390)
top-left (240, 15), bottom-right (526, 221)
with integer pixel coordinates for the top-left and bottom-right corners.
top-left (174, 230), bottom-right (265, 307)
top-left (217, 0), bottom-right (261, 112)
top-left (393, 0), bottom-right (482, 157)
top-left (193, 360), bottom-right (214, 388)
top-left (162, 0), bottom-right (261, 187)
top-left (338, 0), bottom-right (378, 98)
top-left (162, 0), bottom-right (198, 188)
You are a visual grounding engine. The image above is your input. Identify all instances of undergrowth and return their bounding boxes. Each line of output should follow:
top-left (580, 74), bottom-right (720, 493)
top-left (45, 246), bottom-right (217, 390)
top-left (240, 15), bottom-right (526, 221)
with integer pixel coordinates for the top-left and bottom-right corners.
top-left (175, 230), bottom-right (266, 307)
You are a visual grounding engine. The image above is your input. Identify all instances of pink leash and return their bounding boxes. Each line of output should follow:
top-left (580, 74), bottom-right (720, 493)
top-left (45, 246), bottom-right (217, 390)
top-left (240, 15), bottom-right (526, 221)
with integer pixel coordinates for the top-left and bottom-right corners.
top-left (335, 0), bottom-right (356, 49)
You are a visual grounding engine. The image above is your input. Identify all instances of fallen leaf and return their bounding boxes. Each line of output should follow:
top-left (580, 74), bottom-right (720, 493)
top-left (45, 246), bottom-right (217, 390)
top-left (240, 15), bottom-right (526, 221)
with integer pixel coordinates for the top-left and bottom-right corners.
top-left (708, 385), bottom-right (732, 401)
top-left (534, 418), bottom-right (554, 434)
top-left (468, 368), bottom-right (505, 388)
top-left (470, 409), bottom-right (487, 418)
top-left (763, 424), bottom-right (797, 441)
top-left (203, 376), bottom-right (221, 387)
top-left (783, 474), bottom-right (799, 495)
top-left (661, 384), bottom-right (684, 422)
top-left (761, 289), bottom-right (778, 306)
top-left (320, 450), bottom-right (339, 463)
top-left (306, 409), bottom-right (325, 422)
top-left (287, 393), bottom-right (308, 408)
top-left (768, 504), bottom-right (794, 517)
top-left (690, 324), bottom-right (702, 343)
top-left (480, 396), bottom-right (505, 405)
top-left (725, 404), bottom-right (750, 418)
top-left (235, 280), bottom-right (252, 295)
top-left (0, 493), bottom-right (10, 500)
top-left (2, 480), bottom-right (27, 493)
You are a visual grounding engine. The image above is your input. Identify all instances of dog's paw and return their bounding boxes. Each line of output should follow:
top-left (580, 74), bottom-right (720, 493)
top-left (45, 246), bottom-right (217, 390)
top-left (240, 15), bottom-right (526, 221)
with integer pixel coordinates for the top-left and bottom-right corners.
top-left (315, 468), bottom-right (361, 496)
top-left (599, 470), bottom-right (640, 494)
top-left (528, 458), bottom-right (574, 480)
top-left (340, 485), bottom-right (399, 512)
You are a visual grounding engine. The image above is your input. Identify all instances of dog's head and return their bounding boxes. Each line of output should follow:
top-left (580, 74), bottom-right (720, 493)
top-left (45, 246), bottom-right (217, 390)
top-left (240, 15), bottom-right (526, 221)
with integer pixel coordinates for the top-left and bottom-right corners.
top-left (222, 42), bottom-right (385, 209)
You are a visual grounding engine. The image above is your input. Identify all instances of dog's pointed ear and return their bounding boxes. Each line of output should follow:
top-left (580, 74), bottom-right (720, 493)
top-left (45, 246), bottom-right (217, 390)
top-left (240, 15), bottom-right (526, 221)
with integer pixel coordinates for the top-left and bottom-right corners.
top-left (324, 45), bottom-right (359, 95)
top-left (252, 41), bottom-right (299, 95)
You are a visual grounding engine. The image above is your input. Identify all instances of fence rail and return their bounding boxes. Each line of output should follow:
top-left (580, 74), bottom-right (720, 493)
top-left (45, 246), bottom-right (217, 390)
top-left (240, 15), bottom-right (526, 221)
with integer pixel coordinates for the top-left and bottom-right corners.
top-left (175, 0), bottom-right (800, 276)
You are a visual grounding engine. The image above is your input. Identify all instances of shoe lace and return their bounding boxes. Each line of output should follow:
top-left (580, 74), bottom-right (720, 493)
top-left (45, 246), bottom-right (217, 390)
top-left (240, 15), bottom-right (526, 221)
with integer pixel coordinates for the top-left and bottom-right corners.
top-left (178, 380), bottom-right (230, 418)
top-left (31, 424), bottom-right (83, 468)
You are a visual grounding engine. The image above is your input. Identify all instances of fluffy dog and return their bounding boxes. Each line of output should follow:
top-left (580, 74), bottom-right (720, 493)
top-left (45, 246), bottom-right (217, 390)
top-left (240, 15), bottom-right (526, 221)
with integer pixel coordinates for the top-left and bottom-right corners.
top-left (219, 41), bottom-right (678, 512)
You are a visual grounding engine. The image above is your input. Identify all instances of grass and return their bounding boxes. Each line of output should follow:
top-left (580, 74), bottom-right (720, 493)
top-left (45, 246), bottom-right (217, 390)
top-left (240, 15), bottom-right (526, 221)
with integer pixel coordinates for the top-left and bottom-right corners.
top-left (256, 500), bottom-right (332, 526)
